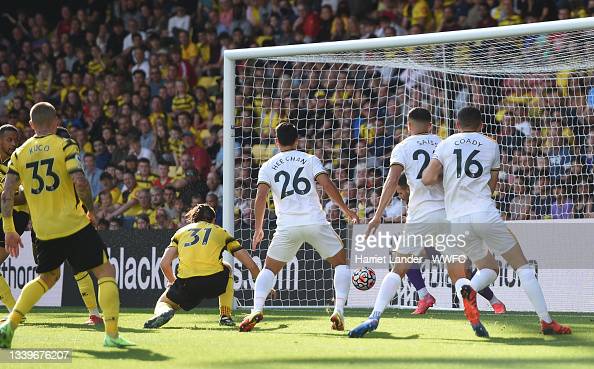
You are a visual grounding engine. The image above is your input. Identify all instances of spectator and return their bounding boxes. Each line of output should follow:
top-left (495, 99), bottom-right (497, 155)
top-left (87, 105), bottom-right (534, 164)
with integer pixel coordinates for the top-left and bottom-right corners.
top-left (136, 157), bottom-right (157, 189)
top-left (206, 192), bottom-right (223, 226)
top-left (93, 139), bottom-right (111, 170)
top-left (83, 153), bottom-right (103, 198)
top-left (182, 131), bottom-right (210, 176)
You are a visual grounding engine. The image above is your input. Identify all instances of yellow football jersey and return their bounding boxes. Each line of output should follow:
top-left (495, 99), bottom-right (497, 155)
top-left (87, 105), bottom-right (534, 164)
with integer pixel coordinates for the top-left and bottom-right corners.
top-left (8, 134), bottom-right (89, 240)
top-left (169, 221), bottom-right (242, 278)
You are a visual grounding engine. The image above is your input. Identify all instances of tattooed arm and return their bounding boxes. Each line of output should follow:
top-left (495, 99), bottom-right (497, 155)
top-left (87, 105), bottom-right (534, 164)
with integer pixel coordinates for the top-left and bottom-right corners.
top-left (2, 172), bottom-right (23, 256)
top-left (69, 170), bottom-right (96, 224)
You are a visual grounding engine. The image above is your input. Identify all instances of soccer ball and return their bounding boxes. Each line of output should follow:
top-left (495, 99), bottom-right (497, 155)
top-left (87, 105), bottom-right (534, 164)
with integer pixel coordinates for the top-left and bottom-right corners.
top-left (351, 267), bottom-right (376, 291)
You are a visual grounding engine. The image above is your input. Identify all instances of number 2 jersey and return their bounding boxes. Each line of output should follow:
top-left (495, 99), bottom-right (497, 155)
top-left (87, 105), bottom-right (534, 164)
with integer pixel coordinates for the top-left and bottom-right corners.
top-left (432, 132), bottom-right (500, 220)
top-left (8, 134), bottom-right (89, 240)
top-left (257, 150), bottom-right (328, 229)
top-left (390, 134), bottom-right (445, 222)
top-left (169, 221), bottom-right (242, 278)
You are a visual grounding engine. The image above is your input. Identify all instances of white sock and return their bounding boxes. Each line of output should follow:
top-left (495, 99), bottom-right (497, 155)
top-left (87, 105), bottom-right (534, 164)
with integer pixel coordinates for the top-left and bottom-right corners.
top-left (417, 287), bottom-right (428, 299)
top-left (454, 278), bottom-right (471, 303)
top-left (470, 268), bottom-right (498, 292)
top-left (253, 268), bottom-right (275, 314)
top-left (333, 265), bottom-right (351, 315)
top-left (370, 272), bottom-right (401, 320)
top-left (517, 265), bottom-right (552, 323)
top-left (154, 301), bottom-right (174, 315)
top-left (89, 307), bottom-right (100, 316)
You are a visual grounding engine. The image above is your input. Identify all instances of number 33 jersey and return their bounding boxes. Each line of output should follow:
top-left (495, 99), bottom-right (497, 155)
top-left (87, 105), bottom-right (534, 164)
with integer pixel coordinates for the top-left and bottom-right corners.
top-left (8, 134), bottom-right (89, 240)
top-left (390, 134), bottom-right (445, 222)
top-left (432, 132), bottom-right (500, 220)
top-left (257, 150), bottom-right (328, 229)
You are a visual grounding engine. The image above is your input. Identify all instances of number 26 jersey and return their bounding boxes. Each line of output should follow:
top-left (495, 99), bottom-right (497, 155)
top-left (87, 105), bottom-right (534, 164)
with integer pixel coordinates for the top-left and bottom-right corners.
top-left (433, 132), bottom-right (500, 220)
top-left (257, 150), bottom-right (328, 229)
top-left (8, 134), bottom-right (89, 240)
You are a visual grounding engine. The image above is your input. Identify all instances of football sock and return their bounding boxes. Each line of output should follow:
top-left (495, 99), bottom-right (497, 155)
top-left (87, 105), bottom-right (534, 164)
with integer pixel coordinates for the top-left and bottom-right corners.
top-left (406, 267), bottom-right (427, 297)
top-left (370, 272), bottom-right (401, 319)
top-left (454, 277), bottom-right (471, 303)
top-left (75, 272), bottom-right (100, 316)
top-left (219, 272), bottom-right (234, 317)
top-left (471, 268), bottom-right (496, 302)
top-left (470, 268), bottom-right (498, 292)
top-left (98, 277), bottom-right (120, 337)
top-left (417, 287), bottom-right (429, 299)
top-left (478, 286), bottom-right (494, 301)
top-left (9, 277), bottom-right (48, 329)
top-left (516, 265), bottom-right (552, 323)
top-left (333, 265), bottom-right (350, 315)
top-left (154, 301), bottom-right (174, 315)
top-left (252, 268), bottom-right (275, 314)
top-left (0, 275), bottom-right (15, 311)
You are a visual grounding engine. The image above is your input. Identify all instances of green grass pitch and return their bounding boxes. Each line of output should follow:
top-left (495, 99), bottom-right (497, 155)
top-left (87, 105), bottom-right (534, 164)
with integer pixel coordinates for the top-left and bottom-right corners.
top-left (4, 307), bottom-right (594, 369)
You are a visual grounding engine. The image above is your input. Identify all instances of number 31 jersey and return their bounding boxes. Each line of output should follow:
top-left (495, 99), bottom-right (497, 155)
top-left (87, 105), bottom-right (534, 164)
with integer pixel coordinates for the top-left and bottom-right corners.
top-left (257, 150), bottom-right (328, 229)
top-left (390, 134), bottom-right (445, 222)
top-left (433, 132), bottom-right (500, 220)
top-left (8, 134), bottom-right (89, 240)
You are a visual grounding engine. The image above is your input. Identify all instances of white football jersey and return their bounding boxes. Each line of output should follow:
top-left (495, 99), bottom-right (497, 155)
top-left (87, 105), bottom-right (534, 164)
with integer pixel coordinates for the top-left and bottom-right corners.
top-left (390, 134), bottom-right (445, 222)
top-left (433, 132), bottom-right (500, 220)
top-left (257, 150), bottom-right (328, 229)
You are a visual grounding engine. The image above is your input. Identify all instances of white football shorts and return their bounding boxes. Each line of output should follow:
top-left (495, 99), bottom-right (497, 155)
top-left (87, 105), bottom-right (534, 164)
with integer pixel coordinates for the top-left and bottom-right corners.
top-left (267, 223), bottom-right (343, 263)
top-left (449, 210), bottom-right (517, 262)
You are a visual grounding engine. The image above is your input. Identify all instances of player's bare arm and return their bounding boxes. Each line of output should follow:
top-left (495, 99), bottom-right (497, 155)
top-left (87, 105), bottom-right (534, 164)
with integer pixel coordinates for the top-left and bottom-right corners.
top-left (233, 248), bottom-right (261, 278)
top-left (366, 164), bottom-right (403, 237)
top-left (70, 171), bottom-right (96, 223)
top-left (252, 182), bottom-right (269, 250)
top-left (159, 246), bottom-right (178, 287)
top-left (315, 173), bottom-right (359, 224)
top-left (489, 170), bottom-right (499, 194)
top-left (421, 159), bottom-right (443, 186)
top-left (1, 172), bottom-right (23, 256)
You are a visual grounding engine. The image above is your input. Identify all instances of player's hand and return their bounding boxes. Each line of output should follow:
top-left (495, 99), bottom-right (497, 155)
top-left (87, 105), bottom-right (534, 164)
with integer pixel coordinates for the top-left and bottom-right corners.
top-left (343, 208), bottom-right (360, 224)
top-left (252, 228), bottom-right (264, 250)
top-left (87, 211), bottom-right (97, 227)
top-left (5, 232), bottom-right (23, 257)
top-left (268, 288), bottom-right (277, 299)
top-left (365, 216), bottom-right (381, 238)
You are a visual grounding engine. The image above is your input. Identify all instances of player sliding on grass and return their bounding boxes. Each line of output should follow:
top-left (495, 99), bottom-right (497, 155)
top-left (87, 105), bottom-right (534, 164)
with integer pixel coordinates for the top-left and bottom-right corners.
top-left (350, 108), bottom-right (505, 338)
top-left (422, 106), bottom-right (571, 336)
top-left (0, 102), bottom-right (134, 348)
top-left (240, 122), bottom-right (359, 332)
top-left (144, 204), bottom-right (264, 329)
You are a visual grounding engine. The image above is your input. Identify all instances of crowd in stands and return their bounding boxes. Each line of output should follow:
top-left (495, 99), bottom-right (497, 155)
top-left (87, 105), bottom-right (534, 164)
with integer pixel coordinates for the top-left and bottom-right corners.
top-left (0, 0), bottom-right (593, 233)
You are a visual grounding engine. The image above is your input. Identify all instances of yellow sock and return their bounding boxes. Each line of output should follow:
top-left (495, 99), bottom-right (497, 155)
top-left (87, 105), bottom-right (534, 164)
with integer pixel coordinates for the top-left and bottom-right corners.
top-left (75, 272), bottom-right (99, 315)
top-left (0, 275), bottom-right (15, 311)
top-left (98, 277), bottom-right (120, 337)
top-left (9, 277), bottom-right (48, 328)
top-left (219, 273), bottom-right (234, 317)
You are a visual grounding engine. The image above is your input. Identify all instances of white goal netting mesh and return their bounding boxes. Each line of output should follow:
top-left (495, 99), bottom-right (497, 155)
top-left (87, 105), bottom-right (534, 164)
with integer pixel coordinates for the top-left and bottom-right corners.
top-left (231, 28), bottom-right (594, 308)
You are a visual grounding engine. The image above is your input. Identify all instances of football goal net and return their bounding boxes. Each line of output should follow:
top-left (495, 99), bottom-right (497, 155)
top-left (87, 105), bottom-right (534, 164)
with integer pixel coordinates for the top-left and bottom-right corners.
top-left (222, 18), bottom-right (594, 310)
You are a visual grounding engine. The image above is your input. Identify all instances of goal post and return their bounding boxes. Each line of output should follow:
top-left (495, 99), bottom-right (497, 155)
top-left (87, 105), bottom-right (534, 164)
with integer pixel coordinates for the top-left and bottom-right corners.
top-left (223, 18), bottom-right (594, 310)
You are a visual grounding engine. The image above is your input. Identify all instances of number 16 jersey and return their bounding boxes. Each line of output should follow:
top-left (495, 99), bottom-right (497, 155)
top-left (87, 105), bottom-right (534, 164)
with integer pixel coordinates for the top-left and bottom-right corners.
top-left (432, 132), bottom-right (500, 220)
top-left (257, 150), bottom-right (328, 229)
top-left (8, 134), bottom-right (89, 240)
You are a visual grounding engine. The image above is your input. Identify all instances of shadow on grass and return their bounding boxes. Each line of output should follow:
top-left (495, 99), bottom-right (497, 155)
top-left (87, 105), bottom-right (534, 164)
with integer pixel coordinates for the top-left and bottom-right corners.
top-left (75, 348), bottom-right (170, 361)
top-left (31, 322), bottom-right (149, 334)
top-left (216, 356), bottom-right (594, 368)
top-left (435, 335), bottom-right (591, 348)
